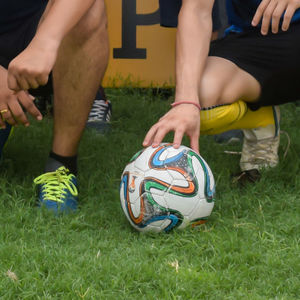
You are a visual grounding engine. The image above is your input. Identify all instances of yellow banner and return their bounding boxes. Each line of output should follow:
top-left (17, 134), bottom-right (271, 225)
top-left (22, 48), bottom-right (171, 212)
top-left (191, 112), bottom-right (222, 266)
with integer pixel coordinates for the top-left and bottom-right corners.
top-left (103, 0), bottom-right (176, 87)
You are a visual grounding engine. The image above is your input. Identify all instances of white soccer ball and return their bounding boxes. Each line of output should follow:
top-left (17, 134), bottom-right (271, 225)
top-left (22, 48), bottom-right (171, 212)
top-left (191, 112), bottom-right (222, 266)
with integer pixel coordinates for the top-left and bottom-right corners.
top-left (120, 143), bottom-right (215, 233)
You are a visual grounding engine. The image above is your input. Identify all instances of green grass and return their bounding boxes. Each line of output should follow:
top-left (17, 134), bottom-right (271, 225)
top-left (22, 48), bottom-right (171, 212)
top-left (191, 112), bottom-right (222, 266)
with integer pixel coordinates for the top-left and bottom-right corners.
top-left (0, 89), bottom-right (299, 299)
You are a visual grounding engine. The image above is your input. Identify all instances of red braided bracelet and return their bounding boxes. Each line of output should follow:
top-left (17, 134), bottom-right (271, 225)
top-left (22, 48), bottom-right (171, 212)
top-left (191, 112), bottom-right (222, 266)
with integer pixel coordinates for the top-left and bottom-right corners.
top-left (171, 101), bottom-right (201, 110)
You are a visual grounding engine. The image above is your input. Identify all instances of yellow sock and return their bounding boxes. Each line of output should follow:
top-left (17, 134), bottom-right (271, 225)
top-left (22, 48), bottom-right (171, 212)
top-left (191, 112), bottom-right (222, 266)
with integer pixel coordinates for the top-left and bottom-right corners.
top-left (200, 101), bottom-right (275, 135)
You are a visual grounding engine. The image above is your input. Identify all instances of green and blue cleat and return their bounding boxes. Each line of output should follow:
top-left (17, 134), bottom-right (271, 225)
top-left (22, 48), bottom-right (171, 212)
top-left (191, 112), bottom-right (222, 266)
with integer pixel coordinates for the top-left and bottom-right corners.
top-left (34, 164), bottom-right (78, 214)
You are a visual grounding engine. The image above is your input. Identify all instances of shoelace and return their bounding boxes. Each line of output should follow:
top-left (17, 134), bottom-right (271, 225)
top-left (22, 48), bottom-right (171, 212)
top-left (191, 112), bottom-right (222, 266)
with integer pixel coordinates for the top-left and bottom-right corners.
top-left (33, 167), bottom-right (78, 203)
top-left (88, 100), bottom-right (111, 121)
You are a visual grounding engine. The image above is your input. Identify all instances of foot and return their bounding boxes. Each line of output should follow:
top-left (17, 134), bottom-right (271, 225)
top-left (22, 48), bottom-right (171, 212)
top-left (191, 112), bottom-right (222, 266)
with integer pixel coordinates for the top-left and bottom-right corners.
top-left (232, 169), bottom-right (261, 186)
top-left (86, 87), bottom-right (112, 133)
top-left (34, 164), bottom-right (78, 214)
top-left (0, 123), bottom-right (13, 160)
top-left (86, 99), bottom-right (112, 133)
top-left (240, 106), bottom-right (280, 172)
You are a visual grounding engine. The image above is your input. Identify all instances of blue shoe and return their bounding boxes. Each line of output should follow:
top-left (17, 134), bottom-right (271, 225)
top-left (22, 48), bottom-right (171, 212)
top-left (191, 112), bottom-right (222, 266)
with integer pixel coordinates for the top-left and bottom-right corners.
top-left (34, 166), bottom-right (78, 214)
top-left (0, 123), bottom-right (13, 160)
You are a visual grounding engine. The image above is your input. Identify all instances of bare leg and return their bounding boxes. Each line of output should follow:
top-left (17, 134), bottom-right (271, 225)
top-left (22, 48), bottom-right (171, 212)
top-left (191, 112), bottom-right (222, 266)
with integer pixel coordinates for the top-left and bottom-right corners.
top-left (49, 0), bottom-right (109, 156)
top-left (198, 57), bottom-right (280, 178)
top-left (198, 56), bottom-right (261, 108)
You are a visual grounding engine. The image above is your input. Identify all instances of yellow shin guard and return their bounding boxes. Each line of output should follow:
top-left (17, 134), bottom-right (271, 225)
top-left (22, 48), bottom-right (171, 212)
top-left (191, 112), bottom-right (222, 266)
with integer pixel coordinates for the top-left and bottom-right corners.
top-left (200, 101), bottom-right (276, 135)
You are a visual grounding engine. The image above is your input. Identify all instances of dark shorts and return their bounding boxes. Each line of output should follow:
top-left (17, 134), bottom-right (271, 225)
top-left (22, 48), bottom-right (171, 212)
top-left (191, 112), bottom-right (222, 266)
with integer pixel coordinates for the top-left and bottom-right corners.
top-left (209, 22), bottom-right (300, 109)
top-left (159, 0), bottom-right (222, 32)
top-left (0, 3), bottom-right (52, 96)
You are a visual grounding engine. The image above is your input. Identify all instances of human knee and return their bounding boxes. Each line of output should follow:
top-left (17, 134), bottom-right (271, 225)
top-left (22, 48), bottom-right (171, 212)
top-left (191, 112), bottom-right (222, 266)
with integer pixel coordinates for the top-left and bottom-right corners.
top-left (71, 0), bottom-right (108, 43)
top-left (198, 75), bottom-right (225, 108)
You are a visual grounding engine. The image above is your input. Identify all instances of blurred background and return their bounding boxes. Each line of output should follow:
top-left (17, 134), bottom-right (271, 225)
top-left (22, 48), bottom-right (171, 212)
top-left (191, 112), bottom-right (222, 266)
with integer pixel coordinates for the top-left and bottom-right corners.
top-left (103, 0), bottom-right (227, 87)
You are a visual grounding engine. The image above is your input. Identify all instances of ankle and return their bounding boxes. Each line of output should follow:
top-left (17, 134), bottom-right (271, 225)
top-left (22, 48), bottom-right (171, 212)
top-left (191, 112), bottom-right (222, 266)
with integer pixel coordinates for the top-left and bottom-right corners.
top-left (48, 151), bottom-right (78, 175)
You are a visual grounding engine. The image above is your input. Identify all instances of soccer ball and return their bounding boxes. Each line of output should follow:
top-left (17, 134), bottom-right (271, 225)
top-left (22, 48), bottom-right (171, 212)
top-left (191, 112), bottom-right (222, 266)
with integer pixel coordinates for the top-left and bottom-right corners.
top-left (120, 143), bottom-right (215, 233)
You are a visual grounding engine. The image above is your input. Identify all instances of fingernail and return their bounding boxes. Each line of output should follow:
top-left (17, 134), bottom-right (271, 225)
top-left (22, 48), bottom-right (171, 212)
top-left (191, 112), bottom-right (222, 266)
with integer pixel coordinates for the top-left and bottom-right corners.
top-left (25, 123), bottom-right (30, 127)
top-left (37, 115), bottom-right (42, 121)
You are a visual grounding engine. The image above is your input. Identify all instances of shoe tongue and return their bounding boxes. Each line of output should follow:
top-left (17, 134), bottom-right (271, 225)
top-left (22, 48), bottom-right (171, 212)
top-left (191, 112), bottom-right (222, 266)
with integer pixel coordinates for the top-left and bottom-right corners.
top-left (44, 157), bottom-right (65, 173)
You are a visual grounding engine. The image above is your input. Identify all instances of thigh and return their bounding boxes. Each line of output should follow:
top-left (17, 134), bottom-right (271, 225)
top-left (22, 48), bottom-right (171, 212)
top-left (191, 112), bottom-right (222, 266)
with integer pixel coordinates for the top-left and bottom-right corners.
top-left (199, 56), bottom-right (261, 108)
top-left (209, 23), bottom-right (300, 108)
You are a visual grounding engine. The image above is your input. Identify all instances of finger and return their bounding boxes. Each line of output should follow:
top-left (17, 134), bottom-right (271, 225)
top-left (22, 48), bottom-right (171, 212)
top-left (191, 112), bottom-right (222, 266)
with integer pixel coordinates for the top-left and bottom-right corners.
top-left (0, 116), bottom-right (6, 129)
top-left (189, 134), bottom-right (200, 154)
top-left (0, 109), bottom-right (7, 128)
top-left (27, 77), bottom-right (40, 90)
top-left (1, 107), bottom-right (17, 126)
top-left (282, 5), bottom-right (296, 31)
top-left (272, 2), bottom-right (287, 33)
top-left (7, 72), bottom-right (21, 92)
top-left (252, 0), bottom-right (272, 26)
top-left (36, 74), bottom-right (49, 86)
top-left (143, 124), bottom-right (159, 147)
top-left (17, 91), bottom-right (42, 121)
top-left (8, 99), bottom-right (30, 126)
top-left (261, 0), bottom-right (278, 35)
top-left (16, 75), bottom-right (30, 91)
top-left (173, 129), bottom-right (184, 149)
top-left (152, 127), bottom-right (169, 148)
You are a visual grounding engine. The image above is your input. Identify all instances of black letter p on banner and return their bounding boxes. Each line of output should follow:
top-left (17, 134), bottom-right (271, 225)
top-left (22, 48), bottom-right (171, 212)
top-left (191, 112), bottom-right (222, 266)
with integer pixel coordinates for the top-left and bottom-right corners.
top-left (113, 0), bottom-right (160, 59)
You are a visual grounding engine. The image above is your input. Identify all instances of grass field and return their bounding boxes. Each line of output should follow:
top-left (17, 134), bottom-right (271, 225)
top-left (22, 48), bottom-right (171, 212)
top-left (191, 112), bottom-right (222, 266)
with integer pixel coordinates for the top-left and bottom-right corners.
top-left (0, 89), bottom-right (299, 299)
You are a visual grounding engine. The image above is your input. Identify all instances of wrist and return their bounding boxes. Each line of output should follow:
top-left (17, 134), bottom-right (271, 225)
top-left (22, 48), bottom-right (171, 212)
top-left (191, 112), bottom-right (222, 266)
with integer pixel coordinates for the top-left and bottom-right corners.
top-left (30, 34), bottom-right (61, 53)
top-left (175, 87), bottom-right (199, 103)
top-left (171, 101), bottom-right (201, 110)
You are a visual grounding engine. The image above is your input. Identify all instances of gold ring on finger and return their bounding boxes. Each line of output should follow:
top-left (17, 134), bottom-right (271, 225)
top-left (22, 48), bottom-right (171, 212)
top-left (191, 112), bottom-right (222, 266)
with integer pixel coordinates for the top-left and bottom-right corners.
top-left (0, 109), bottom-right (8, 115)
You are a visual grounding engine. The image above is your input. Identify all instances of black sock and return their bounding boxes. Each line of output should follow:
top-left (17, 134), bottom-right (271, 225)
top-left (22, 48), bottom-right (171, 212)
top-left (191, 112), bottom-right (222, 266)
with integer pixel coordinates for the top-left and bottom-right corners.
top-left (46, 151), bottom-right (78, 175)
top-left (96, 86), bottom-right (106, 100)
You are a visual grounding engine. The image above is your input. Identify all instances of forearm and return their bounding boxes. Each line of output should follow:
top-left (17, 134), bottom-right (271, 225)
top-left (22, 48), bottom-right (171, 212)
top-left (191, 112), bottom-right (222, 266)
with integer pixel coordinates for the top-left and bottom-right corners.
top-left (175, 0), bottom-right (213, 104)
top-left (31, 0), bottom-right (97, 50)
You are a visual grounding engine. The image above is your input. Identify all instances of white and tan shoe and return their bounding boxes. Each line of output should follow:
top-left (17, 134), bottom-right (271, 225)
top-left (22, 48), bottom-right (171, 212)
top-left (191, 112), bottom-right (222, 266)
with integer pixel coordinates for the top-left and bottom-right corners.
top-left (240, 106), bottom-right (280, 172)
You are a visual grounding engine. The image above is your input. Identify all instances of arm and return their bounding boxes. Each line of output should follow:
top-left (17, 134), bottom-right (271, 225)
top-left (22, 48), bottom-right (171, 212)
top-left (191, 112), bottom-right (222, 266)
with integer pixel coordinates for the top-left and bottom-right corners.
top-left (7, 0), bottom-right (97, 91)
top-left (143, 0), bottom-right (214, 153)
top-left (175, 0), bottom-right (214, 105)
